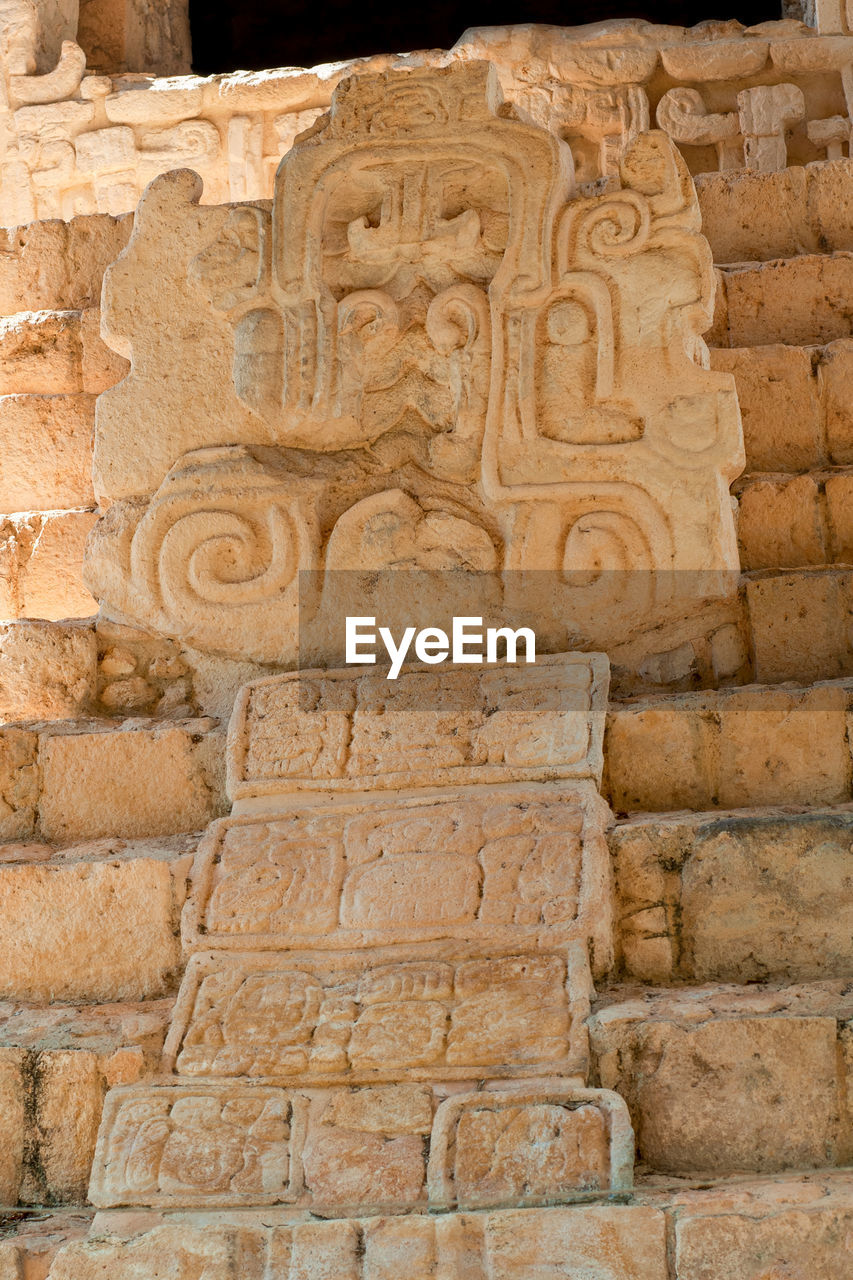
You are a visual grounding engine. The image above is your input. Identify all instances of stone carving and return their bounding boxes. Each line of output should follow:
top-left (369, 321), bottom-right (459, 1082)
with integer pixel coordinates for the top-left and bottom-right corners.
top-left (658, 82), bottom-right (807, 172)
top-left (88, 645), bottom-right (624, 1215)
top-left (90, 1084), bottom-right (301, 1207)
top-left (2, 21), bottom-right (853, 227)
top-left (427, 1086), bottom-right (634, 1209)
top-left (87, 62), bottom-right (742, 661)
top-left (227, 656), bottom-right (609, 796)
top-left (181, 785), bottom-right (612, 960)
top-left (163, 949), bottom-right (591, 1081)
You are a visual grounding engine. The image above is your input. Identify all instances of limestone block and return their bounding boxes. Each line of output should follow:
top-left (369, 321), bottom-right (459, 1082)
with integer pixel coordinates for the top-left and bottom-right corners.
top-left (427, 1087), bottom-right (633, 1210)
top-left (611, 810), bottom-right (853, 983)
top-left (0, 619), bottom-right (96, 720)
top-left (46, 1205), bottom-right (668, 1279)
top-left (819, 338), bottom-right (853, 464)
top-left (90, 1080), bottom-right (630, 1213)
top-left (0, 855), bottom-right (180, 1001)
top-left (825, 473), bottom-right (853, 560)
top-left (228, 655), bottom-right (609, 800)
top-left (87, 65), bottom-right (742, 664)
top-left (38, 720), bottom-right (223, 841)
top-left (592, 999), bottom-right (845, 1174)
top-left (0, 214), bottom-right (131, 314)
top-left (0, 1047), bottom-right (25, 1204)
top-left (709, 346), bottom-right (822, 472)
top-left (77, 0), bottom-right (191, 76)
top-left (0, 394), bottom-right (95, 510)
top-left (182, 785), bottom-right (612, 970)
top-left (0, 727), bottom-right (38, 839)
top-left (80, 307), bottom-right (128, 392)
top-left (164, 948), bottom-right (591, 1083)
top-left (605, 683), bottom-right (851, 811)
top-left (674, 1204), bottom-right (853, 1279)
top-left (0, 310), bottom-right (82, 395)
top-left (723, 254), bottom-right (853, 347)
top-left (736, 473), bottom-right (825, 569)
top-left (17, 509), bottom-right (98, 620)
top-left (746, 572), bottom-right (852, 684)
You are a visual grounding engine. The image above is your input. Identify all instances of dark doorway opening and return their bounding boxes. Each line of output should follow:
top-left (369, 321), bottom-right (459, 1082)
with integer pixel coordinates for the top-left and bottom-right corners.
top-left (189, 0), bottom-right (784, 76)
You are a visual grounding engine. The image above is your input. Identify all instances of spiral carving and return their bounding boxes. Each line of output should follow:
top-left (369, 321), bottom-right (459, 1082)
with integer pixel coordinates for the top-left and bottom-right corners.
top-left (573, 191), bottom-right (651, 260)
top-left (156, 505), bottom-right (297, 610)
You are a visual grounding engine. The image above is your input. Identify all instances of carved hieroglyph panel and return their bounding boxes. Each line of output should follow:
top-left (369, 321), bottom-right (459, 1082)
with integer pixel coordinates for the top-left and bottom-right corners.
top-left (89, 1079), bottom-right (630, 1211)
top-left (163, 948), bottom-right (592, 1083)
top-left (89, 1083), bottom-right (303, 1208)
top-left (181, 784), bottom-right (612, 962)
top-left (86, 61), bottom-right (744, 663)
top-left (427, 1086), bottom-right (633, 1210)
top-left (226, 655), bottom-right (609, 800)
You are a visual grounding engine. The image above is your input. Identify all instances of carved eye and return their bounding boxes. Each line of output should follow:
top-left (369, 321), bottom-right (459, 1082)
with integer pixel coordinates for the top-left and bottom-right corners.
top-left (545, 300), bottom-right (590, 346)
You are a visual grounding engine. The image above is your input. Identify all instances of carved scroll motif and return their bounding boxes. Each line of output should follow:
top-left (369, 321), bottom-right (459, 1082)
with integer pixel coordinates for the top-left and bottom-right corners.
top-left (90, 61), bottom-right (744, 660)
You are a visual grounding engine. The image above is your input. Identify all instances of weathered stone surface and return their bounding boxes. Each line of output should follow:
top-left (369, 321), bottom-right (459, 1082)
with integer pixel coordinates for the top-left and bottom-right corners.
top-left (720, 253), bottom-right (853, 347)
top-left (591, 985), bottom-right (851, 1175)
top-left (745, 571), bottom-right (853, 684)
top-left (605, 682), bottom-right (851, 812)
top-left (164, 948), bottom-right (591, 1083)
top-left (46, 1205), bottom-right (669, 1279)
top-left (0, 620), bottom-right (96, 721)
top-left (15, 509), bottom-right (98, 620)
top-left (0, 215), bottom-right (131, 314)
top-left (674, 1201), bottom-right (853, 1280)
top-left (182, 785), bottom-right (613, 968)
top-left (0, 726), bottom-right (38, 839)
top-left (0, 393), bottom-right (95, 511)
top-left (229, 656), bottom-right (609, 800)
top-left (38, 719), bottom-right (224, 841)
top-left (611, 809), bottom-right (853, 983)
top-left (697, 161), bottom-right (853, 263)
top-left (85, 63), bottom-right (742, 663)
top-left (710, 345), bottom-right (821, 472)
top-left (0, 854), bottom-right (181, 1001)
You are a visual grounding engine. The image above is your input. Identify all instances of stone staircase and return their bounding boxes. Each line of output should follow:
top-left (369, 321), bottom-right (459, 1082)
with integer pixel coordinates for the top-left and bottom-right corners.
top-left (0, 134), bottom-right (852, 1280)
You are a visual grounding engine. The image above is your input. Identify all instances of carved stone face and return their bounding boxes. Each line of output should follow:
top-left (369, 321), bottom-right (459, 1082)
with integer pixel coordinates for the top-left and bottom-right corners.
top-left (0, 0), bottom-right (37, 76)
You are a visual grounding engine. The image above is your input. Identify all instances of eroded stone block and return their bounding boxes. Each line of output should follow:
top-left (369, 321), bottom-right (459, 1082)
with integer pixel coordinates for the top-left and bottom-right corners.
top-left (0, 855), bottom-right (180, 1001)
top-left (228, 656), bottom-right (609, 800)
top-left (592, 997), bottom-right (846, 1175)
top-left (611, 810), bottom-right (853, 983)
top-left (38, 720), bottom-right (222, 841)
top-left (0, 394), bottom-right (96, 511)
top-left (182, 785), bottom-right (612, 968)
top-left (164, 948), bottom-right (591, 1083)
top-left (0, 621), bottom-right (96, 721)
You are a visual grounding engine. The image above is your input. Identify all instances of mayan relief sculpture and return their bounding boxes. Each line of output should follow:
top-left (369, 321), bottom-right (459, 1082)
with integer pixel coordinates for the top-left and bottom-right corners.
top-left (84, 61), bottom-right (743, 664)
top-left (2, 18), bottom-right (853, 225)
top-left (87, 653), bottom-right (635, 1220)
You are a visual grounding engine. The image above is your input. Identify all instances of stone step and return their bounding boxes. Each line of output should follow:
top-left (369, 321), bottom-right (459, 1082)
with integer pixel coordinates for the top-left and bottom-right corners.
top-left (734, 468), bottom-right (853, 570)
top-left (36, 1170), bottom-right (853, 1279)
top-left (711, 252), bottom-right (853, 348)
top-left (710, 341), bottom-right (853, 474)
top-left (589, 980), bottom-right (853, 1179)
top-left (0, 509), bottom-right (98, 620)
top-left (0, 715), bottom-right (225, 846)
top-left (0, 998), bottom-right (171, 1205)
top-left (603, 677), bottom-right (853, 813)
top-left (697, 159), bottom-right (853, 264)
top-left (610, 804), bottom-right (853, 984)
top-left (0, 215), bottom-right (131, 315)
top-left (0, 310), bottom-right (126, 398)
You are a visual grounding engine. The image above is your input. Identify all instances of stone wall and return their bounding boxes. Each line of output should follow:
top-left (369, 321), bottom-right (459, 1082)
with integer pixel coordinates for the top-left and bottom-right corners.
top-left (0, 11), bottom-right (852, 1280)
